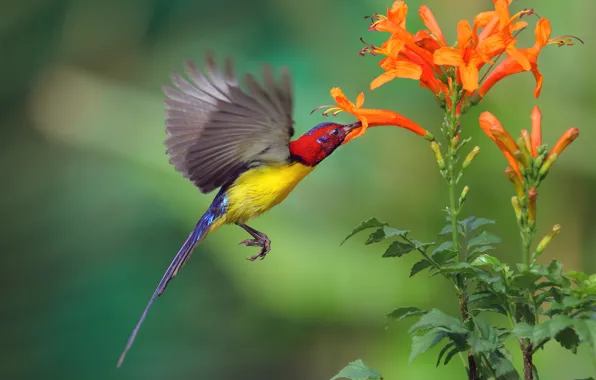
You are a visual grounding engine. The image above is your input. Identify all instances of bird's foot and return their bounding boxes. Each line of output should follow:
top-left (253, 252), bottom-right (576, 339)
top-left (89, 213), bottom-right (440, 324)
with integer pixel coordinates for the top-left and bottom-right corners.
top-left (239, 235), bottom-right (271, 261)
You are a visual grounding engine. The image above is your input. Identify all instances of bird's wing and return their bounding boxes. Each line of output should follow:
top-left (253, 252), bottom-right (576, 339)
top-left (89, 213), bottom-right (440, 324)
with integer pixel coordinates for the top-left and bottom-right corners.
top-left (164, 54), bottom-right (294, 193)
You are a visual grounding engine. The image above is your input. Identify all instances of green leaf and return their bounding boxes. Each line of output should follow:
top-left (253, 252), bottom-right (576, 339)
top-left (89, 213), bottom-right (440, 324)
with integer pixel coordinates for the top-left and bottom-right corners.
top-left (439, 224), bottom-right (462, 235)
top-left (467, 245), bottom-right (496, 261)
top-left (444, 345), bottom-right (465, 365)
top-left (387, 307), bottom-right (427, 321)
top-left (513, 323), bottom-right (533, 339)
top-left (409, 239), bottom-right (435, 251)
top-left (436, 341), bottom-right (455, 367)
top-left (331, 359), bottom-right (383, 380)
top-left (573, 319), bottom-right (596, 351)
top-left (382, 241), bottom-right (415, 257)
top-left (532, 315), bottom-right (574, 343)
top-left (466, 217), bottom-right (496, 232)
top-left (555, 327), bottom-right (580, 354)
top-left (468, 230), bottom-right (501, 248)
top-left (510, 271), bottom-right (541, 290)
top-left (546, 259), bottom-right (570, 287)
top-left (365, 226), bottom-right (409, 245)
top-left (410, 259), bottom-right (432, 277)
top-left (470, 317), bottom-right (500, 355)
top-left (342, 218), bottom-right (387, 245)
top-left (409, 329), bottom-right (447, 364)
top-left (567, 270), bottom-right (588, 283)
top-left (409, 309), bottom-right (469, 335)
top-left (492, 351), bottom-right (520, 379)
top-left (471, 254), bottom-right (502, 268)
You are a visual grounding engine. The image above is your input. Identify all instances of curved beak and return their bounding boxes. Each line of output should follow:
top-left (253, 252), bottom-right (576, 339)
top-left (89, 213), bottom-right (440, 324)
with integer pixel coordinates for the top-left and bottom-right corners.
top-left (342, 122), bottom-right (361, 133)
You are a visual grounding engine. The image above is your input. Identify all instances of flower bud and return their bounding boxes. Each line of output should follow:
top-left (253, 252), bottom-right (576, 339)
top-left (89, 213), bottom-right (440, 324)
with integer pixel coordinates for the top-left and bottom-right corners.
top-left (462, 146), bottom-right (480, 170)
top-left (511, 196), bottom-right (522, 224)
top-left (530, 106), bottom-right (542, 157)
top-left (520, 130), bottom-right (533, 159)
top-left (505, 166), bottom-right (524, 199)
top-left (459, 185), bottom-right (470, 206)
top-left (430, 142), bottom-right (445, 170)
top-left (536, 224), bottom-right (561, 256)
top-left (528, 187), bottom-right (537, 225)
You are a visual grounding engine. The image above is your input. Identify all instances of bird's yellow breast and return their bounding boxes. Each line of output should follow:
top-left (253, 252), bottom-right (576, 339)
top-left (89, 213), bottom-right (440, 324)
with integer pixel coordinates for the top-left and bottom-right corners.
top-left (221, 162), bottom-right (315, 225)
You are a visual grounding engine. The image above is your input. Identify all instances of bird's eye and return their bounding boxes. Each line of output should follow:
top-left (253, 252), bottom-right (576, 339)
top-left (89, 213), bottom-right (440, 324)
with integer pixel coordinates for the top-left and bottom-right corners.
top-left (330, 128), bottom-right (340, 136)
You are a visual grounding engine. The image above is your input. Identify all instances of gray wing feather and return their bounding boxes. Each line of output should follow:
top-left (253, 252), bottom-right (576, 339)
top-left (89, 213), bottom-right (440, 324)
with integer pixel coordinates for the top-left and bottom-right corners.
top-left (164, 54), bottom-right (294, 193)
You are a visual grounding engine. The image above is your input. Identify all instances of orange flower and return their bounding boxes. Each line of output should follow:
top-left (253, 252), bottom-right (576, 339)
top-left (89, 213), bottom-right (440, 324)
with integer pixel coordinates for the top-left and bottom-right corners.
top-left (370, 0), bottom-right (408, 34)
top-left (479, 111), bottom-right (522, 178)
top-left (550, 128), bottom-right (580, 157)
top-left (321, 88), bottom-right (434, 143)
top-left (480, 108), bottom-right (580, 185)
top-left (433, 20), bottom-right (490, 92)
top-left (530, 105), bottom-right (542, 157)
top-left (418, 5), bottom-right (447, 46)
top-left (371, 56), bottom-right (422, 90)
top-left (479, 18), bottom-right (551, 98)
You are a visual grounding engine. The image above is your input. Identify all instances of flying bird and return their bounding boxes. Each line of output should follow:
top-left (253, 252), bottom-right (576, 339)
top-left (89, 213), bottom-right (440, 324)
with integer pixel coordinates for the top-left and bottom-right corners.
top-left (117, 55), bottom-right (359, 366)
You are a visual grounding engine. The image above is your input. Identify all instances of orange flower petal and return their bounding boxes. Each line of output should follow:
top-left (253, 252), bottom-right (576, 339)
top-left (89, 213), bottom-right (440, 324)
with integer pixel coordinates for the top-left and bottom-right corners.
top-left (370, 71), bottom-right (397, 90)
top-left (419, 5), bottom-right (447, 46)
top-left (506, 42), bottom-right (531, 71)
top-left (532, 65), bottom-right (544, 98)
top-left (460, 64), bottom-right (480, 92)
top-left (387, 0), bottom-right (409, 29)
top-left (457, 20), bottom-right (474, 48)
top-left (355, 92), bottom-right (365, 108)
top-left (479, 112), bottom-right (522, 178)
top-left (530, 106), bottom-right (542, 156)
top-left (433, 47), bottom-right (464, 66)
top-left (535, 18), bottom-right (552, 47)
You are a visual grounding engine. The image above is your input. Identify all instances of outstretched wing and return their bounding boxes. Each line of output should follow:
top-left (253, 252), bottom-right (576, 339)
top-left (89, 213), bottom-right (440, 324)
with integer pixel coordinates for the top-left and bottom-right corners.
top-left (163, 54), bottom-right (294, 193)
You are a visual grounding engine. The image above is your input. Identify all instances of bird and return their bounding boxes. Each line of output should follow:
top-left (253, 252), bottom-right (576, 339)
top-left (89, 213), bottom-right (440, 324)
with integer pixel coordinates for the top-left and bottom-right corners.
top-left (117, 54), bottom-right (359, 367)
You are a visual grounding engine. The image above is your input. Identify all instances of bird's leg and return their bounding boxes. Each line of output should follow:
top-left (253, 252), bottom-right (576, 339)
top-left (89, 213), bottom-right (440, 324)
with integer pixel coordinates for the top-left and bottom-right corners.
top-left (236, 223), bottom-right (271, 261)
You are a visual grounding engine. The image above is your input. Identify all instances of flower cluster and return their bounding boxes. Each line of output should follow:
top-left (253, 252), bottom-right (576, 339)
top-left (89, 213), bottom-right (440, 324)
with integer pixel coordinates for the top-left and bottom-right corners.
top-left (317, 0), bottom-right (579, 142)
top-left (479, 106), bottom-right (579, 223)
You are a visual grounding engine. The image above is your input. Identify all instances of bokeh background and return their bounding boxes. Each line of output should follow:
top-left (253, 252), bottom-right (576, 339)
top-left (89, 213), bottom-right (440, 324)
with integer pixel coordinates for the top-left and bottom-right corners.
top-left (1, 0), bottom-right (595, 378)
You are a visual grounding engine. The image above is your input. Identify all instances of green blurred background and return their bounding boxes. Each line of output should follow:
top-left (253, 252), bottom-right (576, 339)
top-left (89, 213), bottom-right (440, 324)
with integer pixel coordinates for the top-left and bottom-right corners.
top-left (1, 0), bottom-right (595, 378)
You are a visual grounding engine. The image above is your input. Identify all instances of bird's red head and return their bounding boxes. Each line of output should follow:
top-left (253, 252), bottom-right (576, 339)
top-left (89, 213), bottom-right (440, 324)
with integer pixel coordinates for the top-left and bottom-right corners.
top-left (289, 122), bottom-right (358, 166)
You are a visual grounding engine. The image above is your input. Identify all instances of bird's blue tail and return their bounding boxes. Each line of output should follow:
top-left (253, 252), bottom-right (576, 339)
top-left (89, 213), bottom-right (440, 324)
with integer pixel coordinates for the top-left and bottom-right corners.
top-left (117, 193), bottom-right (227, 367)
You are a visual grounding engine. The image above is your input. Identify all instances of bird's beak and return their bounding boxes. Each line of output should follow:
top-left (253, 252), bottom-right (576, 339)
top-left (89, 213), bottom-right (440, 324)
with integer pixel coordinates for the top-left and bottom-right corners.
top-left (342, 122), bottom-right (361, 133)
top-left (341, 122), bottom-right (362, 145)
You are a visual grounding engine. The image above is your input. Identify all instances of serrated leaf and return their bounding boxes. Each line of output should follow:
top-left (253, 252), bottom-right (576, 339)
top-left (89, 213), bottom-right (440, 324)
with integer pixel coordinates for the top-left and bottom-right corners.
top-left (410, 239), bottom-right (435, 251)
top-left (410, 259), bottom-right (432, 277)
top-left (567, 271), bottom-right (588, 283)
top-left (365, 226), bottom-right (409, 245)
top-left (431, 241), bottom-right (453, 255)
top-left (573, 319), bottom-right (596, 351)
top-left (331, 359), bottom-right (383, 380)
top-left (532, 315), bottom-right (575, 343)
top-left (470, 317), bottom-right (500, 355)
top-left (510, 271), bottom-right (542, 289)
top-left (555, 327), bottom-right (580, 354)
top-left (436, 341), bottom-right (455, 367)
top-left (439, 224), bottom-right (462, 235)
top-left (382, 241), bottom-right (415, 257)
top-left (387, 307), bottom-right (427, 321)
top-left (547, 259), bottom-right (570, 287)
top-left (409, 329), bottom-right (447, 364)
top-left (467, 245), bottom-right (496, 261)
top-left (513, 323), bottom-right (533, 339)
top-left (468, 231), bottom-right (501, 248)
top-left (466, 217), bottom-right (496, 232)
top-left (444, 345), bottom-right (464, 365)
top-left (471, 254), bottom-right (502, 268)
top-left (342, 218), bottom-right (387, 245)
top-left (409, 309), bottom-right (469, 335)
top-left (493, 352), bottom-right (520, 379)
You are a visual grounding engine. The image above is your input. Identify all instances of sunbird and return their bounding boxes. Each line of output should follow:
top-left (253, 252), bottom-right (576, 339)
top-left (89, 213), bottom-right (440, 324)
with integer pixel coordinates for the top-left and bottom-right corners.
top-left (117, 55), bottom-right (358, 366)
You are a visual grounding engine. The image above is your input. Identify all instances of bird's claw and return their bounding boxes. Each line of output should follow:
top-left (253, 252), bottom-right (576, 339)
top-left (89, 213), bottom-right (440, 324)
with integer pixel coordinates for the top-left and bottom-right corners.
top-left (239, 237), bottom-right (271, 261)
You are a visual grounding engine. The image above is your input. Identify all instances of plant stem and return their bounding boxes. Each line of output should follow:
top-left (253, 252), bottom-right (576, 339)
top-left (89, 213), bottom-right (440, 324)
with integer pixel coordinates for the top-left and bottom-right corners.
top-left (443, 87), bottom-right (477, 380)
top-left (523, 341), bottom-right (534, 380)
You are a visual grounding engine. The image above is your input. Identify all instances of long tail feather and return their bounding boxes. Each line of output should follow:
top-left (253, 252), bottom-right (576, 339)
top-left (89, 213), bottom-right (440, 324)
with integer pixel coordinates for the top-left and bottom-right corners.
top-left (117, 215), bottom-right (213, 368)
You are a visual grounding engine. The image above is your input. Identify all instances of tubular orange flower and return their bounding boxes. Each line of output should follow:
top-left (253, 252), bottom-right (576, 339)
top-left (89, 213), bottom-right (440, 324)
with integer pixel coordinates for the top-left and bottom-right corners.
top-left (479, 18), bottom-right (551, 98)
top-left (479, 111), bottom-right (522, 179)
top-left (371, 57), bottom-right (422, 89)
top-left (528, 187), bottom-right (537, 224)
top-left (322, 88), bottom-right (434, 144)
top-left (418, 5), bottom-right (446, 46)
top-left (550, 128), bottom-right (580, 157)
top-left (434, 20), bottom-right (488, 92)
top-left (530, 105), bottom-right (542, 157)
